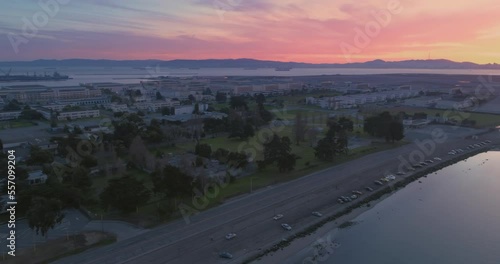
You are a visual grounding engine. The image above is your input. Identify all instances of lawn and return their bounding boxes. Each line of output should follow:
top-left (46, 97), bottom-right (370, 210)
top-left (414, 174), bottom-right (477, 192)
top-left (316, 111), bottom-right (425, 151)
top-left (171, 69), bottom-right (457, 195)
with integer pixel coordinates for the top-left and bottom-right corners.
top-left (0, 120), bottom-right (37, 129)
top-left (216, 142), bottom-right (404, 202)
top-left (2, 232), bottom-right (116, 264)
top-left (381, 106), bottom-right (500, 128)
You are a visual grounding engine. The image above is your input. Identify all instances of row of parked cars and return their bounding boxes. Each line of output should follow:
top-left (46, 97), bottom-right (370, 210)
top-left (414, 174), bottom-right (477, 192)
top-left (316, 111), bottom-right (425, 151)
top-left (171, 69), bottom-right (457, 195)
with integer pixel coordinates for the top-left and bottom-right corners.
top-left (337, 189), bottom-right (371, 204)
top-left (449, 141), bottom-right (490, 155)
top-left (219, 141), bottom-right (495, 259)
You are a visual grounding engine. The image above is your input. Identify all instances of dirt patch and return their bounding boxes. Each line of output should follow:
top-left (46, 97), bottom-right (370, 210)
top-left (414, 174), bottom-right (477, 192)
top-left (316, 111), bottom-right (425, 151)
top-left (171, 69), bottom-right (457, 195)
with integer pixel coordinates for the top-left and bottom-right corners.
top-left (0, 231), bottom-right (116, 264)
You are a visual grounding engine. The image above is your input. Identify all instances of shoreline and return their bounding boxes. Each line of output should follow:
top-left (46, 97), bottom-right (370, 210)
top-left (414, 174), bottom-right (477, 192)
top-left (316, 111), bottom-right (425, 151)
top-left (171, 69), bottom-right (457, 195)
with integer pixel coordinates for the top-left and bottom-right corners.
top-left (245, 146), bottom-right (496, 264)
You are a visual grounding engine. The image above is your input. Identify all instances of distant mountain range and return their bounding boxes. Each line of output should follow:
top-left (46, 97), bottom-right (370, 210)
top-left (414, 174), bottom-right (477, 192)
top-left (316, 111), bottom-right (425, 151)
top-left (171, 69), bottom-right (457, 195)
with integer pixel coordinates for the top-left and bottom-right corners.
top-left (0, 58), bottom-right (499, 69)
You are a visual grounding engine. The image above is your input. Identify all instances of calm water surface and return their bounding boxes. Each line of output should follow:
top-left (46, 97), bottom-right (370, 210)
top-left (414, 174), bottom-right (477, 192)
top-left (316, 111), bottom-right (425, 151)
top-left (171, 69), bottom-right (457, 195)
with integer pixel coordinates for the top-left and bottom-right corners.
top-left (294, 151), bottom-right (500, 264)
top-left (2, 67), bottom-right (500, 87)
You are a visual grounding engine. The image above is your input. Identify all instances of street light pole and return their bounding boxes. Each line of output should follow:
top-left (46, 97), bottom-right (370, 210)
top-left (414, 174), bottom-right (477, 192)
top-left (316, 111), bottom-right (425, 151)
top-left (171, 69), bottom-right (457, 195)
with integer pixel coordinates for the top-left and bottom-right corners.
top-left (250, 177), bottom-right (253, 193)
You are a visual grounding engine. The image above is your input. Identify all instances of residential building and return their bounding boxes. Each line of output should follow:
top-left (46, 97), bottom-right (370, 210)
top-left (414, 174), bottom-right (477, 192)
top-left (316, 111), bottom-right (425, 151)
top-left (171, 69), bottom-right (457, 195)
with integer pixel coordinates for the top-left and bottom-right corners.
top-left (27, 170), bottom-right (48, 185)
top-left (0, 111), bottom-right (22, 121)
top-left (57, 109), bottom-right (100, 120)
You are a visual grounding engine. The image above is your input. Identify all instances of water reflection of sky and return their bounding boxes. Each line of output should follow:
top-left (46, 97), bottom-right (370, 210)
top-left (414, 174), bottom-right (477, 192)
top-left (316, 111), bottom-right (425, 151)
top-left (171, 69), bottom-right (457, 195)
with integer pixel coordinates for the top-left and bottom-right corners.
top-left (302, 151), bottom-right (500, 264)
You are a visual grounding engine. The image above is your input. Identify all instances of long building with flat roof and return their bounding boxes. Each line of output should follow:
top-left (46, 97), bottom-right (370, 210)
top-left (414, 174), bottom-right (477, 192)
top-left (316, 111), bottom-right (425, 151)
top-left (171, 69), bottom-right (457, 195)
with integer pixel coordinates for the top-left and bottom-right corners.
top-left (0, 85), bottom-right (102, 103)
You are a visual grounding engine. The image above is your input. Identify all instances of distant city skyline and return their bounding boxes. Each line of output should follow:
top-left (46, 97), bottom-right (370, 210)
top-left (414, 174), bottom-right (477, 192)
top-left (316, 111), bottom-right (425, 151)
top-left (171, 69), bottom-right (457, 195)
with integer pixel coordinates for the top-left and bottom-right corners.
top-left (1, 0), bottom-right (500, 63)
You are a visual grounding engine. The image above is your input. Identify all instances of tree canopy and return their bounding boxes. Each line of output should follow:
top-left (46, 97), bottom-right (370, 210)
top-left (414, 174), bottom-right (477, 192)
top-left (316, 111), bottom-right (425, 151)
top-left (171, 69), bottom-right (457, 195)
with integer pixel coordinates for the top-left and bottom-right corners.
top-left (363, 111), bottom-right (404, 142)
top-left (26, 196), bottom-right (65, 237)
top-left (258, 134), bottom-right (299, 172)
top-left (100, 175), bottom-right (151, 213)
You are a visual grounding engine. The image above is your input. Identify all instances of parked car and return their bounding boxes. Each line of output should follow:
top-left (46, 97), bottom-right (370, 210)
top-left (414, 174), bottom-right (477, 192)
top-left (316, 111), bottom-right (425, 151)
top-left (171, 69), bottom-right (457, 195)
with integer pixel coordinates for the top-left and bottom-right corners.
top-left (374, 180), bottom-right (383, 185)
top-left (365, 187), bottom-right (374, 192)
top-left (225, 233), bottom-right (237, 240)
top-left (281, 223), bottom-right (292, 231)
top-left (273, 214), bottom-right (284, 220)
top-left (352, 190), bottom-right (363, 195)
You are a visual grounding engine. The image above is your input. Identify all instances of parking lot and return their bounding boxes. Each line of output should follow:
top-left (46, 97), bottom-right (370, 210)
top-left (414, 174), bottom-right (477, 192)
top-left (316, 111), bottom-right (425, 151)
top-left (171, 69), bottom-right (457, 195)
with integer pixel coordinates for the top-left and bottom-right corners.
top-left (404, 124), bottom-right (486, 142)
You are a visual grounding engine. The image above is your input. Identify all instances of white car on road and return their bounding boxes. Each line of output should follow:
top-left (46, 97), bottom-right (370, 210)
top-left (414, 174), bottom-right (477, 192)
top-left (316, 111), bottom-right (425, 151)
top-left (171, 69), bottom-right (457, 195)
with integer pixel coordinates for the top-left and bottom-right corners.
top-left (225, 233), bottom-right (237, 240)
top-left (281, 223), bottom-right (292, 231)
top-left (273, 214), bottom-right (284, 220)
top-left (312, 211), bottom-right (323, 217)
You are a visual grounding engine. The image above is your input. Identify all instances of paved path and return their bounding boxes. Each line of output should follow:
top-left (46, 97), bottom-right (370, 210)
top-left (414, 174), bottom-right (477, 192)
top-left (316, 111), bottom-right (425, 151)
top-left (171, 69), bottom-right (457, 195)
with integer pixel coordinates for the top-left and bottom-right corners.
top-left (0, 209), bottom-right (146, 255)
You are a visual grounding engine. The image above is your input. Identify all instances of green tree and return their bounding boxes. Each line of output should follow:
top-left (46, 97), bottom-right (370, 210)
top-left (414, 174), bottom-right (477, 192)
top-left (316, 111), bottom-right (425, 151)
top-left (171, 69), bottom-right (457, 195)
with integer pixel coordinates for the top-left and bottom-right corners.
top-left (81, 155), bottom-right (98, 168)
top-left (255, 93), bottom-right (266, 104)
top-left (152, 165), bottom-right (193, 202)
top-left (27, 146), bottom-right (54, 165)
top-left (3, 100), bottom-right (21, 111)
top-left (215, 92), bottom-right (226, 103)
top-left (257, 103), bottom-right (273, 123)
top-left (363, 112), bottom-right (404, 142)
top-left (161, 106), bottom-right (171, 116)
top-left (294, 112), bottom-right (307, 145)
top-left (387, 121), bottom-right (405, 142)
top-left (63, 166), bottom-right (92, 191)
top-left (227, 152), bottom-right (248, 168)
top-left (20, 108), bottom-right (44, 120)
top-left (213, 148), bottom-right (230, 163)
top-left (314, 136), bottom-right (336, 161)
top-left (193, 103), bottom-right (201, 115)
top-left (195, 143), bottom-right (212, 158)
top-left (314, 118), bottom-right (351, 161)
top-left (203, 117), bottom-right (227, 135)
top-left (100, 175), bottom-right (151, 213)
top-left (230, 96), bottom-right (248, 110)
top-left (259, 134), bottom-right (298, 172)
top-left (26, 196), bottom-right (65, 238)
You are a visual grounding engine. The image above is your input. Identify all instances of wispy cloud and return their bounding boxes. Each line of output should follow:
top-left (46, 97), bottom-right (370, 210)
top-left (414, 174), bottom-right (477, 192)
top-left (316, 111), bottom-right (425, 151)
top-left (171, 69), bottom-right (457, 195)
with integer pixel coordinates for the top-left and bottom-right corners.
top-left (1, 0), bottom-right (500, 63)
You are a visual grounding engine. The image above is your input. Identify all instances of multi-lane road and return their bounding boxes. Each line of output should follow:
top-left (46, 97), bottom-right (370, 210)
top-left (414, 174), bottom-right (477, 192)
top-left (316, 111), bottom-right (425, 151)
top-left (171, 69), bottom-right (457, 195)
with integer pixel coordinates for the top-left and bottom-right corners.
top-left (55, 130), bottom-right (500, 264)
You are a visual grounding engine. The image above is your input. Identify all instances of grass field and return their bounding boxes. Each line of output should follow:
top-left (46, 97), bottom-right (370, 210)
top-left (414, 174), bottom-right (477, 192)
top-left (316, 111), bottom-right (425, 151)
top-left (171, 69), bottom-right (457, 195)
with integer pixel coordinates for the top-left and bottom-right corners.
top-left (376, 106), bottom-right (500, 128)
top-left (0, 120), bottom-right (37, 130)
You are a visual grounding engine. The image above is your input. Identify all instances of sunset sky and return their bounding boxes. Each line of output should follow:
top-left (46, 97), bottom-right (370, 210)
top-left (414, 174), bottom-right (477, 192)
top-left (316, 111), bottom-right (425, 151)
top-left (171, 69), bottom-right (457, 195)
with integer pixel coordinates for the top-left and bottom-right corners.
top-left (1, 0), bottom-right (500, 63)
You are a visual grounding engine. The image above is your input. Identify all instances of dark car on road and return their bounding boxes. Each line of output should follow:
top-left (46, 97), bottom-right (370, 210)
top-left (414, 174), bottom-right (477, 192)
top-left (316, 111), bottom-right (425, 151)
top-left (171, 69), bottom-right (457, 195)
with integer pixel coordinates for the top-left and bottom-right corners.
top-left (219, 252), bottom-right (233, 259)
